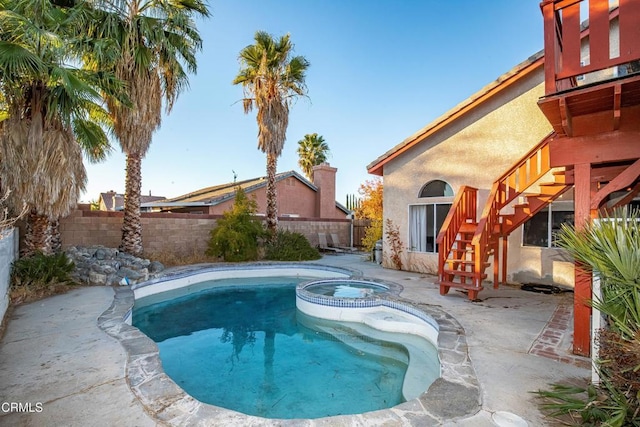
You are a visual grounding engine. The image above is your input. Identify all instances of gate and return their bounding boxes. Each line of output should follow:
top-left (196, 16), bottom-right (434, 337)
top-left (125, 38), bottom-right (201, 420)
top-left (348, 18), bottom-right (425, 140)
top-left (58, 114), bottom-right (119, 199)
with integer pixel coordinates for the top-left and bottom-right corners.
top-left (352, 219), bottom-right (371, 248)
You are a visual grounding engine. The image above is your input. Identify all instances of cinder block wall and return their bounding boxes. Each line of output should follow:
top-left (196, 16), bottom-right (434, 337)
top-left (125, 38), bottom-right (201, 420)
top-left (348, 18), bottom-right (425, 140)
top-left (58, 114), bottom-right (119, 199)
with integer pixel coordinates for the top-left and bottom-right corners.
top-left (278, 217), bottom-right (351, 247)
top-left (59, 210), bottom-right (351, 255)
top-left (0, 228), bottom-right (18, 328)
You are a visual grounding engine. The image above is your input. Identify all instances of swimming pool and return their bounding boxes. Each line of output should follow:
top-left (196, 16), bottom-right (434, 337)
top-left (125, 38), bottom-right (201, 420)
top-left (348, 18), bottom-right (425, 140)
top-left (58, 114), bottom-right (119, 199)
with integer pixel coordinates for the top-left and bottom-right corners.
top-left (99, 263), bottom-right (480, 425)
top-left (133, 276), bottom-right (439, 418)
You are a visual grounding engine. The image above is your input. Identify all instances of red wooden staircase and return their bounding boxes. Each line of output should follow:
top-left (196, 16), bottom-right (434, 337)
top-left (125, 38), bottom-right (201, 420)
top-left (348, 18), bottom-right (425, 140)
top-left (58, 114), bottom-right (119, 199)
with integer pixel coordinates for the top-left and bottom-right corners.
top-left (436, 133), bottom-right (572, 300)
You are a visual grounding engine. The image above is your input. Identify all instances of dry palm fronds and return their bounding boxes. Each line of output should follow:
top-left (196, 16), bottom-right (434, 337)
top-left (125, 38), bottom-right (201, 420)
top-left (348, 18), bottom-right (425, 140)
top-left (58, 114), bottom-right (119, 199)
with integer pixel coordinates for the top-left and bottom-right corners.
top-left (0, 188), bottom-right (27, 234)
top-left (0, 116), bottom-right (86, 219)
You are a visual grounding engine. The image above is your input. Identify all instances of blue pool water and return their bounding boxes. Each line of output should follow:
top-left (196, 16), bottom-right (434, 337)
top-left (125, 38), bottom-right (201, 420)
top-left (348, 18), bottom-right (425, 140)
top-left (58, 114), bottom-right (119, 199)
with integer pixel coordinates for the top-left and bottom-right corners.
top-left (304, 280), bottom-right (388, 298)
top-left (133, 276), bottom-right (436, 419)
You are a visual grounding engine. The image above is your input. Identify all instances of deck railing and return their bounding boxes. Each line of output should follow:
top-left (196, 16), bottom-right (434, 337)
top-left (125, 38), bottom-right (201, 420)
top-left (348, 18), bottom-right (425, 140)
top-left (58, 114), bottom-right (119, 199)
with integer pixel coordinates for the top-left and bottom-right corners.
top-left (541, 0), bottom-right (640, 94)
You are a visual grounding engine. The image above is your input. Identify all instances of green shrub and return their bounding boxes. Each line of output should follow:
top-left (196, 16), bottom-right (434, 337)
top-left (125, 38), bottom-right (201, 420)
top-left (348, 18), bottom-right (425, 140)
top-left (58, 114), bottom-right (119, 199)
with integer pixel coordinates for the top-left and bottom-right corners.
top-left (11, 252), bottom-right (75, 289)
top-left (264, 230), bottom-right (321, 261)
top-left (206, 187), bottom-right (266, 262)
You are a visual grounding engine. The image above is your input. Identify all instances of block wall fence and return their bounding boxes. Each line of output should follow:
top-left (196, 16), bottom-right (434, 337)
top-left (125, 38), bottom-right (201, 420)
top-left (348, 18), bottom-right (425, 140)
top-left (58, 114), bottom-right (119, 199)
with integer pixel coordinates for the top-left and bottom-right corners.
top-left (0, 228), bottom-right (18, 328)
top-left (59, 209), bottom-right (352, 256)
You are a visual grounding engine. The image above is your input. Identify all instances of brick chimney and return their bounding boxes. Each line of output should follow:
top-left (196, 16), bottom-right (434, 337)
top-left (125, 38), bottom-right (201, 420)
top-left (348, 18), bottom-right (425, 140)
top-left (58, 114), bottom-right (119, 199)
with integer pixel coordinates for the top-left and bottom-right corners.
top-left (312, 162), bottom-right (337, 218)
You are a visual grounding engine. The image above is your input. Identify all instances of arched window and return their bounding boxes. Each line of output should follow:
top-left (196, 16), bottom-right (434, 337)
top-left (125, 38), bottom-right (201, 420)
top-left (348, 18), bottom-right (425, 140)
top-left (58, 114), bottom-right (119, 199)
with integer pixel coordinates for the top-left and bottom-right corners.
top-left (409, 180), bottom-right (454, 253)
top-left (419, 180), bottom-right (453, 198)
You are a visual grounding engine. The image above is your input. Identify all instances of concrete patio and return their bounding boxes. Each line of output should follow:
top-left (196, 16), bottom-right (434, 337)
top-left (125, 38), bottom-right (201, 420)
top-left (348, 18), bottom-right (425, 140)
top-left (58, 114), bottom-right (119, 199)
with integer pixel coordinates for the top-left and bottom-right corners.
top-left (0, 253), bottom-right (590, 426)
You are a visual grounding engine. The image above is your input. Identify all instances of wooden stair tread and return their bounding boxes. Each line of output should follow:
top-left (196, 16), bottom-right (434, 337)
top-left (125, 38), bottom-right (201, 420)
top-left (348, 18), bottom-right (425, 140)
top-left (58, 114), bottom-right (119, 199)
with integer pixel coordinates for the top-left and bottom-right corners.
top-left (449, 249), bottom-right (474, 254)
top-left (439, 279), bottom-right (484, 292)
top-left (459, 223), bottom-right (477, 233)
top-left (446, 259), bottom-right (491, 267)
top-left (443, 269), bottom-right (487, 279)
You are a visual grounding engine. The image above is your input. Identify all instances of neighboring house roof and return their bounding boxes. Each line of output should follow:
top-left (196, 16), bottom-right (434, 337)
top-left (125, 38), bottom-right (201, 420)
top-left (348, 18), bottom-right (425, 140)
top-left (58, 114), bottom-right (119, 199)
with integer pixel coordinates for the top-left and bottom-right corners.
top-left (142, 170), bottom-right (350, 214)
top-left (100, 192), bottom-right (166, 211)
top-left (366, 50), bottom-right (545, 176)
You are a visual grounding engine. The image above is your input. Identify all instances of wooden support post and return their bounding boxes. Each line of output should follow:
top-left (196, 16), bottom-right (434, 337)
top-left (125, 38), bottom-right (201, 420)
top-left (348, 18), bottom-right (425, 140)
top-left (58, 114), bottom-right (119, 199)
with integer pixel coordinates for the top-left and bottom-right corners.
top-left (573, 163), bottom-right (592, 356)
top-left (501, 236), bottom-right (508, 288)
top-left (493, 238), bottom-right (499, 288)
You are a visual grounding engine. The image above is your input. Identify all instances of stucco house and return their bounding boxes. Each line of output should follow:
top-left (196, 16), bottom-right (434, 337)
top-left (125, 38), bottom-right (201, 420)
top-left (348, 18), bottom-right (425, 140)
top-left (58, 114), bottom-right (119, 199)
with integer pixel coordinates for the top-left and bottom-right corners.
top-left (142, 163), bottom-right (350, 219)
top-left (98, 190), bottom-right (166, 212)
top-left (367, 50), bottom-right (574, 283)
top-left (368, 1), bottom-right (640, 355)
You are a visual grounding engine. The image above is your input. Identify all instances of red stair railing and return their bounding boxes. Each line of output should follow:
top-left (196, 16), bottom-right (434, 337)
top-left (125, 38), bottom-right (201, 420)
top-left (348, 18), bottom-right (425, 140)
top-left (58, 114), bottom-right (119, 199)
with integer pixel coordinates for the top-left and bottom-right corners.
top-left (436, 186), bottom-right (477, 284)
top-left (471, 133), bottom-right (556, 286)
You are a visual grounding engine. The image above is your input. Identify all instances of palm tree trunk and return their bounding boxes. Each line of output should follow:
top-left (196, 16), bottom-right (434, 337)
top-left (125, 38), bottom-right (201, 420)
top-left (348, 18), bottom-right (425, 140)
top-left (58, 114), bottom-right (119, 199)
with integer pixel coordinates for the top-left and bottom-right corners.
top-left (23, 209), bottom-right (50, 256)
top-left (49, 218), bottom-right (61, 253)
top-left (120, 152), bottom-right (143, 255)
top-left (265, 153), bottom-right (278, 237)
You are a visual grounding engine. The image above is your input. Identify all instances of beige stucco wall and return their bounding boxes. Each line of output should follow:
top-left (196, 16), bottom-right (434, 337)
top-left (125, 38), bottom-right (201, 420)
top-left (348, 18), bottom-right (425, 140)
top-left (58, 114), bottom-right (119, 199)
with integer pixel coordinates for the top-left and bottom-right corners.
top-left (380, 66), bottom-right (575, 286)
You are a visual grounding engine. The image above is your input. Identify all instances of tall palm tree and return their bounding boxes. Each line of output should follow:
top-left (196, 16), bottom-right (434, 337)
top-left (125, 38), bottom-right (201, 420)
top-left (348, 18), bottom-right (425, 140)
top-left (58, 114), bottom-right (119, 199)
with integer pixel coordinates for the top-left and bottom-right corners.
top-left (86, 0), bottom-right (209, 256)
top-left (0, 0), bottom-right (117, 255)
top-left (233, 31), bottom-right (310, 237)
top-left (296, 133), bottom-right (329, 180)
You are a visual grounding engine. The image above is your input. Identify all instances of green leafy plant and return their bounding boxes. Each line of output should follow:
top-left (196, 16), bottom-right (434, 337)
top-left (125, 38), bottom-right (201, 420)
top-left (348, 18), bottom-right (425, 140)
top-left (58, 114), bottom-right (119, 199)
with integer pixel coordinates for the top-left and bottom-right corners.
top-left (535, 207), bottom-right (640, 426)
top-left (206, 187), bottom-right (266, 262)
top-left (10, 252), bottom-right (76, 304)
top-left (11, 252), bottom-right (75, 288)
top-left (534, 383), bottom-right (611, 425)
top-left (264, 229), bottom-right (321, 261)
top-left (385, 218), bottom-right (403, 270)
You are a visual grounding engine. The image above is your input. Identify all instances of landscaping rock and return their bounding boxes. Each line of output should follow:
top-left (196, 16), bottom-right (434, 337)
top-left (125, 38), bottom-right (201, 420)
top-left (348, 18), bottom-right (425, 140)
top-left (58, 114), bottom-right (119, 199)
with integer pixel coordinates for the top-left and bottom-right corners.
top-left (65, 245), bottom-right (165, 286)
top-left (89, 271), bottom-right (107, 286)
top-left (149, 261), bottom-right (164, 274)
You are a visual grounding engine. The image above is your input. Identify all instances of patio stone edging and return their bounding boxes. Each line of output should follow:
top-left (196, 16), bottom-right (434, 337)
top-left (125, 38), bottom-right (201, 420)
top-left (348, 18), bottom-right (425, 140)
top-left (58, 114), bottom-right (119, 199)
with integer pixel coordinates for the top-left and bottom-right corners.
top-left (97, 277), bottom-right (481, 426)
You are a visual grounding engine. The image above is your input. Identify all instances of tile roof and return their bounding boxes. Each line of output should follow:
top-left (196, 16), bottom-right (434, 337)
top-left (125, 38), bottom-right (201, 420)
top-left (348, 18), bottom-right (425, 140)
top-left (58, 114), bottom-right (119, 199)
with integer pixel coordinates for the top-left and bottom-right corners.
top-left (142, 170), bottom-right (350, 214)
top-left (159, 171), bottom-right (316, 206)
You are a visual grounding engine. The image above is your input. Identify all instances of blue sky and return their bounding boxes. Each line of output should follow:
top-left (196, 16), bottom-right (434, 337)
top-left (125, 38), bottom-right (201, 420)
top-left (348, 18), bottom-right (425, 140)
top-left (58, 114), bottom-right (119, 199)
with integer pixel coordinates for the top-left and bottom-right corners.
top-left (81, 0), bottom-right (545, 205)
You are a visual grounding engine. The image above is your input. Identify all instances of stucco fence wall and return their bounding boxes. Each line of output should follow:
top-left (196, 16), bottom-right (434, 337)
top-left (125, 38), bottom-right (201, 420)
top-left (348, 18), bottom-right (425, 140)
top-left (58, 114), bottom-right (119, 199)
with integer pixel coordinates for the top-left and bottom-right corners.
top-left (59, 210), bottom-right (352, 256)
top-left (0, 228), bottom-right (19, 328)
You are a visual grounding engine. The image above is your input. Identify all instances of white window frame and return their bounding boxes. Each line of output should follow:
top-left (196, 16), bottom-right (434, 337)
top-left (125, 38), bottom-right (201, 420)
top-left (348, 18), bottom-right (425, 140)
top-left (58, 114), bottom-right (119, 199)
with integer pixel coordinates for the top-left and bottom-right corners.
top-left (522, 204), bottom-right (574, 249)
top-left (408, 202), bottom-right (452, 253)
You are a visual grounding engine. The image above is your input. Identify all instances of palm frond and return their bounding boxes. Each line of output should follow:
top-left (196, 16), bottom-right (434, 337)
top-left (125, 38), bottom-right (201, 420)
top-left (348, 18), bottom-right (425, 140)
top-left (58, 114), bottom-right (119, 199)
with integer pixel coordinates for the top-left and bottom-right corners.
top-left (72, 117), bottom-right (112, 163)
top-left (0, 41), bottom-right (46, 78)
top-left (557, 206), bottom-right (640, 340)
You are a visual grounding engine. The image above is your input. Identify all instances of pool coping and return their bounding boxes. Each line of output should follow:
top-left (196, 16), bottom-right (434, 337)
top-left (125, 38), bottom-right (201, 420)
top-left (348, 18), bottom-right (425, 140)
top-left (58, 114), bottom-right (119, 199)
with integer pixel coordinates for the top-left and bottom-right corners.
top-left (97, 262), bottom-right (481, 426)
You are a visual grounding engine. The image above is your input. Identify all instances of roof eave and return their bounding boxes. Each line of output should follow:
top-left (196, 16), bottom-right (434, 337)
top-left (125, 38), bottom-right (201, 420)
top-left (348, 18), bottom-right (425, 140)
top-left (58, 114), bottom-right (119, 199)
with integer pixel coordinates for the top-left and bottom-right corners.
top-left (366, 52), bottom-right (545, 176)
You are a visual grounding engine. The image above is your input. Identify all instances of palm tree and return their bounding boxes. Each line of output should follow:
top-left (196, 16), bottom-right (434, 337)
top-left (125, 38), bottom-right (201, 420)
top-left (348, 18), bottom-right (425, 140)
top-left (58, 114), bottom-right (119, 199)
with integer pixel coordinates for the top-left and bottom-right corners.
top-left (233, 31), bottom-right (310, 237)
top-left (86, 0), bottom-right (210, 256)
top-left (296, 133), bottom-right (329, 180)
top-left (538, 207), bottom-right (640, 425)
top-left (0, 0), bottom-right (117, 255)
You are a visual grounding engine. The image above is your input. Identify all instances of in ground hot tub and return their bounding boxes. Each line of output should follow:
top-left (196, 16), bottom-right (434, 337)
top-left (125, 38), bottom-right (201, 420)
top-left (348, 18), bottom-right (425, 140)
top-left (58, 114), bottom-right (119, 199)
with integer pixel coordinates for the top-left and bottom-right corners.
top-left (296, 278), bottom-right (440, 401)
top-left (303, 279), bottom-right (395, 298)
